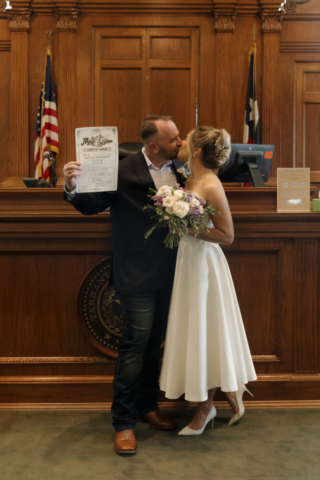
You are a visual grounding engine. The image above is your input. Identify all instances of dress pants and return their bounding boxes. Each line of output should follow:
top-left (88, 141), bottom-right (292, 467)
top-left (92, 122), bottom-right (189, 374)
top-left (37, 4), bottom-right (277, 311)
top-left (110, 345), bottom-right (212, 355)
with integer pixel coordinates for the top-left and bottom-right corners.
top-left (111, 289), bottom-right (172, 432)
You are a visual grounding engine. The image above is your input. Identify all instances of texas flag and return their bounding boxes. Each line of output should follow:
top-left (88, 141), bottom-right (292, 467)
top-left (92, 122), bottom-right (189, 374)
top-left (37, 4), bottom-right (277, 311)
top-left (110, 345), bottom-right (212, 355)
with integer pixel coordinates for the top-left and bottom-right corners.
top-left (243, 47), bottom-right (260, 144)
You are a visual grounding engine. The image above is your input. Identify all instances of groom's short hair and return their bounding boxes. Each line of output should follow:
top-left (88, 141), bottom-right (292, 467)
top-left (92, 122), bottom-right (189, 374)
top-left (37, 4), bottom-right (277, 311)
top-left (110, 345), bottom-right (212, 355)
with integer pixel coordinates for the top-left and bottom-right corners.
top-left (140, 115), bottom-right (172, 143)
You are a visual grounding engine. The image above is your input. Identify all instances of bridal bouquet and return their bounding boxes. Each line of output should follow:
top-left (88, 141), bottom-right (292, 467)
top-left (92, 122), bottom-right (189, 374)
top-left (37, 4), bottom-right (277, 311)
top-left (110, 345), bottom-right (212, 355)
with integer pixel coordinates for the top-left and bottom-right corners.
top-left (143, 184), bottom-right (219, 248)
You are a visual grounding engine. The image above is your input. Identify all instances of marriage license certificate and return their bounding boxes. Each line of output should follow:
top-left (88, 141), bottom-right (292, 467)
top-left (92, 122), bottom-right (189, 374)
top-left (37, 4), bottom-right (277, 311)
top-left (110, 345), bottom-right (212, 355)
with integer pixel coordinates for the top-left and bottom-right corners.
top-left (75, 126), bottom-right (118, 193)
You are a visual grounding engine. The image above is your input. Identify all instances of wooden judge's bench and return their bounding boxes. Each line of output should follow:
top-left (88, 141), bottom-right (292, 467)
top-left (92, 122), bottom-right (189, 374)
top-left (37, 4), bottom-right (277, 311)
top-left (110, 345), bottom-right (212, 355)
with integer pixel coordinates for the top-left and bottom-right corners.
top-left (0, 177), bottom-right (319, 410)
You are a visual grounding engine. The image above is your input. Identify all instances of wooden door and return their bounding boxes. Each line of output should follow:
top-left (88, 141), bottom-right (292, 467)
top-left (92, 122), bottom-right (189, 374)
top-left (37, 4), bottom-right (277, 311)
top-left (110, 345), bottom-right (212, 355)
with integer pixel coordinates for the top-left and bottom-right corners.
top-left (94, 27), bottom-right (199, 143)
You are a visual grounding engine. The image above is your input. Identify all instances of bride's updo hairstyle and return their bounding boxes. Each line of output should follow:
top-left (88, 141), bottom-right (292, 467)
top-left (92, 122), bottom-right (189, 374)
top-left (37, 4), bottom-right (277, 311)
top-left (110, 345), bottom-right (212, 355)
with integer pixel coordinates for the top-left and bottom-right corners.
top-left (187, 126), bottom-right (231, 170)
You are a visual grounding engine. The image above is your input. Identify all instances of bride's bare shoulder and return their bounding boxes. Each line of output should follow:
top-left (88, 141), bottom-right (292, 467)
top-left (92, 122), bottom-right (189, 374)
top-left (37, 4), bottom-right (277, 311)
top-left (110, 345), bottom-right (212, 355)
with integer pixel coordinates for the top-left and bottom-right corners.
top-left (203, 175), bottom-right (224, 197)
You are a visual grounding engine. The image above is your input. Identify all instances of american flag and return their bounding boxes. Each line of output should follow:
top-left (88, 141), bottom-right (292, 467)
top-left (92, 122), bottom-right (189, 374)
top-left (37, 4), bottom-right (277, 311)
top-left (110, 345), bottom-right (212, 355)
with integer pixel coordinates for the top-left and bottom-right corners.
top-left (243, 45), bottom-right (260, 145)
top-left (34, 48), bottom-right (59, 181)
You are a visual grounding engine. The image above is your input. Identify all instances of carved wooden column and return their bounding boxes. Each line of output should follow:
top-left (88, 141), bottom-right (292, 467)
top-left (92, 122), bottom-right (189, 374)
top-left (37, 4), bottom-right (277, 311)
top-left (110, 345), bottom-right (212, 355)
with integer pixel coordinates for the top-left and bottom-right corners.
top-left (8, 10), bottom-right (30, 177)
top-left (214, 14), bottom-right (236, 135)
top-left (261, 14), bottom-right (282, 174)
top-left (55, 9), bottom-right (78, 175)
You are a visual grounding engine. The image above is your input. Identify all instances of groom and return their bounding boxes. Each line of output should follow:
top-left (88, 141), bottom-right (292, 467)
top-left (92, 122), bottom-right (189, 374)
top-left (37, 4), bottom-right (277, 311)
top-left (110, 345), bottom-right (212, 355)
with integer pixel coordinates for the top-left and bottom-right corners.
top-left (63, 115), bottom-right (184, 455)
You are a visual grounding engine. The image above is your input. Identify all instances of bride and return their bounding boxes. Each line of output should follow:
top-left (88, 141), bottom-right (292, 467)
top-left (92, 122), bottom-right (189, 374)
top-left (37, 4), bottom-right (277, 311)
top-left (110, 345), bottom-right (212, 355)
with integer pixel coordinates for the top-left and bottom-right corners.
top-left (160, 126), bottom-right (257, 435)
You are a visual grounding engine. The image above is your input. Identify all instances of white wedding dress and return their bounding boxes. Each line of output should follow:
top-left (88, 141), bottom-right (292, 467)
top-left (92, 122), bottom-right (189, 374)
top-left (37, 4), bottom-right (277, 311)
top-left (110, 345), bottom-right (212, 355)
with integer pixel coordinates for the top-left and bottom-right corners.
top-left (160, 222), bottom-right (257, 402)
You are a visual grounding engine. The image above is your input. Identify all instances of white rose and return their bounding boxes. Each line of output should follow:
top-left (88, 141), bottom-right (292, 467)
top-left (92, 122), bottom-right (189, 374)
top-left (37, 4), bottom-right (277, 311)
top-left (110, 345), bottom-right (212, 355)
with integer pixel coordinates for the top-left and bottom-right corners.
top-left (173, 190), bottom-right (184, 200)
top-left (173, 201), bottom-right (189, 218)
top-left (157, 185), bottom-right (172, 198)
top-left (199, 206), bottom-right (204, 214)
top-left (166, 206), bottom-right (174, 214)
top-left (190, 198), bottom-right (200, 207)
top-left (162, 196), bottom-right (174, 208)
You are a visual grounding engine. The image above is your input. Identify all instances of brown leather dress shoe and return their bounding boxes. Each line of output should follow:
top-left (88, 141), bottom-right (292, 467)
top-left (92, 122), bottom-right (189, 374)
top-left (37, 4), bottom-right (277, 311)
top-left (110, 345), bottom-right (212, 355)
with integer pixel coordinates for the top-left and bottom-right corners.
top-left (142, 410), bottom-right (176, 430)
top-left (114, 430), bottom-right (137, 455)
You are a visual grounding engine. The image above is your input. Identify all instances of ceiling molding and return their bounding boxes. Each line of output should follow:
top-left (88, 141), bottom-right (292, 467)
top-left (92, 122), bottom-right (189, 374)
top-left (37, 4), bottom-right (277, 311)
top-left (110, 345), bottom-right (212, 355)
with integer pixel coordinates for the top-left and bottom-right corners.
top-left (1, 0), bottom-right (318, 18)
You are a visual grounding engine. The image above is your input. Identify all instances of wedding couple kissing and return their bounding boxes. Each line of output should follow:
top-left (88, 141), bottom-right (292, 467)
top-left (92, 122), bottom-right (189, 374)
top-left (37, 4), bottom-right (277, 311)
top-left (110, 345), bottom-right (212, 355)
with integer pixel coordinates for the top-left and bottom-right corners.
top-left (63, 115), bottom-right (257, 456)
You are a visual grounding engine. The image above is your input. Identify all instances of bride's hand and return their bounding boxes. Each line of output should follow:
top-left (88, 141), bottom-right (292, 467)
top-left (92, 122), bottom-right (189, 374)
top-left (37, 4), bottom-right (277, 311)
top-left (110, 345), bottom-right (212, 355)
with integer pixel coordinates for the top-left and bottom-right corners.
top-left (187, 227), bottom-right (196, 237)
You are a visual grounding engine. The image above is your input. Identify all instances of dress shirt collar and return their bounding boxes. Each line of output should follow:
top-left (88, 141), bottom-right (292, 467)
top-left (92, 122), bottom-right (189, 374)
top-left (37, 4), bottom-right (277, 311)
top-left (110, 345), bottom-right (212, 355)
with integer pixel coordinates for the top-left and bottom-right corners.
top-left (142, 147), bottom-right (172, 170)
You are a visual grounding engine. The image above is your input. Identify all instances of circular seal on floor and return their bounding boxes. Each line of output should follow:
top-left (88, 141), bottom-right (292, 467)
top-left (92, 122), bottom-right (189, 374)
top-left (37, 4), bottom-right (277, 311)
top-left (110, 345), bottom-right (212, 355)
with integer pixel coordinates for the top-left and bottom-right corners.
top-left (77, 257), bottom-right (123, 357)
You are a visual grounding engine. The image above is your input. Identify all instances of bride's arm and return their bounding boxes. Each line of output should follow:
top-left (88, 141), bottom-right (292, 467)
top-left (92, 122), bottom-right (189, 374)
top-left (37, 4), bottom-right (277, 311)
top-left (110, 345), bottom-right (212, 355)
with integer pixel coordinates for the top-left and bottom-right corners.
top-left (188, 182), bottom-right (234, 245)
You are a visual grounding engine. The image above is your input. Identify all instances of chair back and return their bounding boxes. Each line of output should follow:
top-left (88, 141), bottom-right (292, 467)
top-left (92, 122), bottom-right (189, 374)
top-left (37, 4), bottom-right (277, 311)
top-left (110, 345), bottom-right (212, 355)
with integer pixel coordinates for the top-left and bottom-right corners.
top-left (119, 142), bottom-right (144, 160)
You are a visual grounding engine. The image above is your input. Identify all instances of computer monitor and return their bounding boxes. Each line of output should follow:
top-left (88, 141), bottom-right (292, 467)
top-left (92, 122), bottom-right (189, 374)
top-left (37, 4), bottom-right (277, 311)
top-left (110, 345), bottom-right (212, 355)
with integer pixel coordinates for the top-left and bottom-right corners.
top-left (218, 144), bottom-right (275, 187)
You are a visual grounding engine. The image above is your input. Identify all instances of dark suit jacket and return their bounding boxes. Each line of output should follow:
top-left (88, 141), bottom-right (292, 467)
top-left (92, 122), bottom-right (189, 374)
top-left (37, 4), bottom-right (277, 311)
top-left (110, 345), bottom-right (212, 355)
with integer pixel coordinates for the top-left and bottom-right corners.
top-left (65, 151), bottom-right (185, 292)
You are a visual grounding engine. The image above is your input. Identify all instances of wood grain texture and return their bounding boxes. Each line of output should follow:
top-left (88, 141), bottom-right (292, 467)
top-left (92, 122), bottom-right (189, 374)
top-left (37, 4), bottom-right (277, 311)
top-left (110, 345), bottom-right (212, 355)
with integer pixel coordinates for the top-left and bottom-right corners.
top-left (215, 21), bottom-right (234, 134)
top-left (293, 240), bottom-right (319, 374)
top-left (56, 29), bottom-right (77, 176)
top-left (0, 0), bottom-right (320, 406)
top-left (0, 182), bottom-right (319, 404)
top-left (94, 27), bottom-right (198, 141)
top-left (262, 28), bottom-right (281, 175)
top-left (0, 48), bottom-right (10, 183)
top-left (225, 250), bottom-right (282, 361)
top-left (1, 400), bottom-right (320, 411)
top-left (295, 62), bottom-right (320, 169)
top-left (0, 1), bottom-right (319, 183)
top-left (8, 31), bottom-right (29, 177)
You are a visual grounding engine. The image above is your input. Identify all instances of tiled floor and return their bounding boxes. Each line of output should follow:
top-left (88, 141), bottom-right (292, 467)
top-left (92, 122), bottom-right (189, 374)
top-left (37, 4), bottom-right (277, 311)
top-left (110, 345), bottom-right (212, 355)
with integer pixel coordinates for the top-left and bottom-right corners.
top-left (0, 409), bottom-right (319, 480)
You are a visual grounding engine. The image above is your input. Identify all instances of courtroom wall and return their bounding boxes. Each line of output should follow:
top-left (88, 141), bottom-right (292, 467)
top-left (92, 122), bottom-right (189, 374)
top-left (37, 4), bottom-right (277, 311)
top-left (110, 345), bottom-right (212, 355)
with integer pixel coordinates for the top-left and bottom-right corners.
top-left (0, 0), bottom-right (319, 184)
top-left (0, 0), bottom-right (320, 409)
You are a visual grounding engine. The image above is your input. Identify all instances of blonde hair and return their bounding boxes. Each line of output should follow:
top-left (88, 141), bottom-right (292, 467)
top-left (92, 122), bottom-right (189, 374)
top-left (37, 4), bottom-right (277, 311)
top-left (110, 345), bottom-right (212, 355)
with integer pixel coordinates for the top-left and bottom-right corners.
top-left (187, 126), bottom-right (231, 170)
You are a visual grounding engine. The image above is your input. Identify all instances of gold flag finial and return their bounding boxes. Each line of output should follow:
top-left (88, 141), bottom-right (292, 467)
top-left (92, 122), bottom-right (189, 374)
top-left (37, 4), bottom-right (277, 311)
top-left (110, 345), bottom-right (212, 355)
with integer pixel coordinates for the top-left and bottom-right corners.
top-left (46, 30), bottom-right (53, 46)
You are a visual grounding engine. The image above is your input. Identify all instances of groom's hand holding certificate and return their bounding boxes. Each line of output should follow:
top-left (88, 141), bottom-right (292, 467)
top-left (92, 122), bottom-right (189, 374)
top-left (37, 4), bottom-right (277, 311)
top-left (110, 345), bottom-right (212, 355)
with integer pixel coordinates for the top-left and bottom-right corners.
top-left (63, 161), bottom-right (82, 192)
top-left (64, 126), bottom-right (119, 194)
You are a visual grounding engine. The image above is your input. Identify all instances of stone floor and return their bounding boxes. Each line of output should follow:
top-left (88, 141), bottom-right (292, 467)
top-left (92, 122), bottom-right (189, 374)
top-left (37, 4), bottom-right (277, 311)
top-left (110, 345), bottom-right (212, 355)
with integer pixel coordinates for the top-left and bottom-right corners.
top-left (0, 409), bottom-right (319, 480)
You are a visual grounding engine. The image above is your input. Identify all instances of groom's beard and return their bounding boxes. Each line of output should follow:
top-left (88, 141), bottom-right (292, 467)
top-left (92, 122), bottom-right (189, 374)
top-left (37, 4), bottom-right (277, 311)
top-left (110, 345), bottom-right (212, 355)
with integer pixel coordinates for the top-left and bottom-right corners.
top-left (158, 145), bottom-right (180, 160)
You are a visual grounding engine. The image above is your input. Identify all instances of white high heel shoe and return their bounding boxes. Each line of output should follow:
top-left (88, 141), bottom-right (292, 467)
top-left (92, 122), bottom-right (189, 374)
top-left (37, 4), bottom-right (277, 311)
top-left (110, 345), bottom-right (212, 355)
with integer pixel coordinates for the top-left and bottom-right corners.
top-left (228, 385), bottom-right (254, 426)
top-left (178, 405), bottom-right (217, 436)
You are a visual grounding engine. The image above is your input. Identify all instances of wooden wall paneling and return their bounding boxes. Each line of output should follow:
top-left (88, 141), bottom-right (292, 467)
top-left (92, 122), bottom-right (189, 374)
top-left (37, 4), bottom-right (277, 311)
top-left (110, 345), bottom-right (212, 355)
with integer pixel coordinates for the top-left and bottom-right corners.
top-left (279, 52), bottom-right (320, 169)
top-left (261, 14), bottom-right (283, 175)
top-left (225, 249), bottom-right (282, 364)
top-left (1, 2), bottom-right (320, 406)
top-left (0, 379), bottom-right (114, 404)
top-left (0, 361), bottom-right (116, 379)
top-left (0, 252), bottom-right (107, 358)
top-left (214, 14), bottom-right (236, 135)
top-left (196, 17), bottom-right (215, 127)
top-left (0, 39), bottom-right (10, 183)
top-left (224, 235), bottom-right (297, 378)
top-left (7, 11), bottom-right (30, 178)
top-left (148, 28), bottom-right (198, 138)
top-left (78, 15), bottom-right (216, 131)
top-left (295, 62), bottom-right (320, 170)
top-left (0, 186), bottom-right (320, 404)
top-left (293, 240), bottom-right (319, 375)
top-left (279, 51), bottom-right (295, 168)
top-left (56, 10), bottom-right (78, 177)
top-left (94, 28), bottom-right (146, 143)
top-left (94, 26), bottom-right (198, 142)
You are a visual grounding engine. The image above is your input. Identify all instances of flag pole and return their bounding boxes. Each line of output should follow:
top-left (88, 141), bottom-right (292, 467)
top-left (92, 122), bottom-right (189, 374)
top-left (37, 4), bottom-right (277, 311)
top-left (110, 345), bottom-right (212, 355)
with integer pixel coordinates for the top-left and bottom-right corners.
top-left (252, 24), bottom-right (256, 143)
top-left (38, 31), bottom-right (53, 179)
top-left (45, 31), bottom-right (54, 181)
